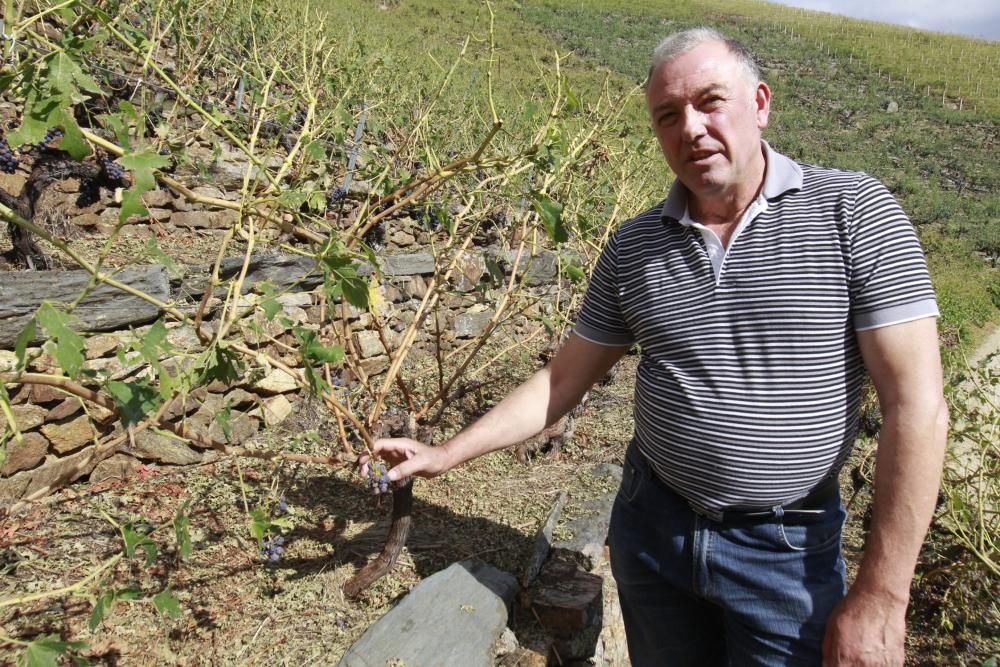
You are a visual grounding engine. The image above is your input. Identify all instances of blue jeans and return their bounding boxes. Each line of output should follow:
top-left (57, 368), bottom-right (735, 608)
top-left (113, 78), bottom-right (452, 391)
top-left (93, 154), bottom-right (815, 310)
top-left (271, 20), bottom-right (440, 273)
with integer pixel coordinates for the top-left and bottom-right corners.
top-left (608, 442), bottom-right (848, 666)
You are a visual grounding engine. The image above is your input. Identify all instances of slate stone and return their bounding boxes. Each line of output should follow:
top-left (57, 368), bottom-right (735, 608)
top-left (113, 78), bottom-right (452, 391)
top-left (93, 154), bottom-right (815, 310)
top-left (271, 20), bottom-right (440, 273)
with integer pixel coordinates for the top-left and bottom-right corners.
top-left (207, 411), bottom-right (259, 445)
top-left (1, 432), bottom-right (49, 475)
top-left (84, 334), bottom-right (120, 360)
top-left (553, 464), bottom-right (622, 571)
top-left (256, 395), bottom-right (292, 426)
top-left (0, 265), bottom-right (168, 347)
top-left (354, 330), bottom-right (385, 358)
top-left (25, 448), bottom-right (104, 497)
top-left (129, 430), bottom-right (203, 465)
top-left (90, 453), bottom-right (140, 483)
top-left (0, 472), bottom-right (30, 502)
top-left (454, 310), bottom-right (495, 338)
top-left (0, 404), bottom-right (48, 433)
top-left (0, 350), bottom-right (16, 373)
top-left (381, 252), bottom-right (435, 276)
top-left (253, 368), bottom-right (298, 394)
top-left (523, 491), bottom-right (568, 588)
top-left (46, 398), bottom-right (83, 422)
top-left (338, 560), bottom-right (518, 667)
top-left (359, 355), bottom-right (390, 377)
top-left (452, 252), bottom-right (486, 292)
top-left (41, 416), bottom-right (97, 454)
top-left (506, 250), bottom-right (558, 286)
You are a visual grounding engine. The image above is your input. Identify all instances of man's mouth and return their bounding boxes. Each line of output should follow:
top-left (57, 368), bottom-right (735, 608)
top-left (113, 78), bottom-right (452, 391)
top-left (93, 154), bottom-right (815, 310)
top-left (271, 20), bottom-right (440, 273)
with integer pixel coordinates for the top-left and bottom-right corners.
top-left (689, 151), bottom-right (719, 163)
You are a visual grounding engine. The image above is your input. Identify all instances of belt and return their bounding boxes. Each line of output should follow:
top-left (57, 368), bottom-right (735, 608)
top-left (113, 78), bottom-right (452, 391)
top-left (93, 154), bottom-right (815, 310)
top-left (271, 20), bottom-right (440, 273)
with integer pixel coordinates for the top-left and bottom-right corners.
top-left (665, 475), bottom-right (840, 524)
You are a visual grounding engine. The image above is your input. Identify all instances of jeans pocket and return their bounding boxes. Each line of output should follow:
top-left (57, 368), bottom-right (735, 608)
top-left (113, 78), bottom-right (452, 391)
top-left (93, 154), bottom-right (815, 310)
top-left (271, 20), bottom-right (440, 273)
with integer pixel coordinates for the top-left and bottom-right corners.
top-left (775, 505), bottom-right (846, 553)
top-left (618, 450), bottom-right (646, 504)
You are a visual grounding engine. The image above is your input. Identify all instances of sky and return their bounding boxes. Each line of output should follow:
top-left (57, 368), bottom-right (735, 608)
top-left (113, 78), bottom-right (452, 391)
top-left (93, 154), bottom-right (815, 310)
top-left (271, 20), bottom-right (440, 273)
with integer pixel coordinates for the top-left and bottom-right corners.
top-left (766, 0), bottom-right (1000, 41)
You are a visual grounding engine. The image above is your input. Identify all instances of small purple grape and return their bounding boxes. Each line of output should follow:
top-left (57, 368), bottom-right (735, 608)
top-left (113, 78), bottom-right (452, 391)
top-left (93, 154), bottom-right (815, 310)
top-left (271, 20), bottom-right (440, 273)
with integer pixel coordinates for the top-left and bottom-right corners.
top-left (326, 185), bottom-right (347, 210)
top-left (277, 496), bottom-right (288, 514)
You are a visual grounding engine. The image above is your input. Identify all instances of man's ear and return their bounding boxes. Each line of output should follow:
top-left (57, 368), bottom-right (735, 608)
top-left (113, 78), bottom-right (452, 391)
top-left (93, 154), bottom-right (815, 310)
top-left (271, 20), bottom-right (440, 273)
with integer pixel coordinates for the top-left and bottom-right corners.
top-left (755, 81), bottom-right (772, 129)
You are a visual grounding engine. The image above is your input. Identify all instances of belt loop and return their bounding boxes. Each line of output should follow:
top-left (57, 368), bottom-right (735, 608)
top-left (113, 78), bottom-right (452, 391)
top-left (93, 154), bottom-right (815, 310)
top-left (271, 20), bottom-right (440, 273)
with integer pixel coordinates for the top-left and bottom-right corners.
top-left (772, 505), bottom-right (784, 519)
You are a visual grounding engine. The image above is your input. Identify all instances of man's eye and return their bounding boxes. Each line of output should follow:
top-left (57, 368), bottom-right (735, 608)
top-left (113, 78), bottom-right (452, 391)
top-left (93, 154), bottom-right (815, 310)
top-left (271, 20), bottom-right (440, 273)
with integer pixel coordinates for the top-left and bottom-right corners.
top-left (658, 112), bottom-right (677, 125)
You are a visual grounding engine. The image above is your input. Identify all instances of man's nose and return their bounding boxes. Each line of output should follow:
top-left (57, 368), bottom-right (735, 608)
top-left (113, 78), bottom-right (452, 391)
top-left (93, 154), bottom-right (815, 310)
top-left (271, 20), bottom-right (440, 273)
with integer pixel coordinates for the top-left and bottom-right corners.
top-left (680, 107), bottom-right (707, 141)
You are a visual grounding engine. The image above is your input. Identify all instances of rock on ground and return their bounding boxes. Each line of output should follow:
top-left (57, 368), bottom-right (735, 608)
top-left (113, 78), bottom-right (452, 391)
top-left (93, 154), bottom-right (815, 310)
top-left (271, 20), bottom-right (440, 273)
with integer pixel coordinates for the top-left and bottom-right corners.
top-left (338, 560), bottom-right (517, 667)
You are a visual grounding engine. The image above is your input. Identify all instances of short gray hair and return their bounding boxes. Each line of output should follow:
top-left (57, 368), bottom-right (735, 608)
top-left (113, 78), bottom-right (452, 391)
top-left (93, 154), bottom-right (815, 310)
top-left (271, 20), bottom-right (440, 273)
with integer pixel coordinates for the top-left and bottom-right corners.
top-left (648, 27), bottom-right (760, 88)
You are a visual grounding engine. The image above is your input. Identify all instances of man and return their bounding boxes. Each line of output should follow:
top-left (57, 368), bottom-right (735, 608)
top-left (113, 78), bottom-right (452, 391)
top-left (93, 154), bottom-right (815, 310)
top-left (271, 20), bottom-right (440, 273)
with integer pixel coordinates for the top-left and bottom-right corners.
top-left (367, 28), bottom-right (948, 666)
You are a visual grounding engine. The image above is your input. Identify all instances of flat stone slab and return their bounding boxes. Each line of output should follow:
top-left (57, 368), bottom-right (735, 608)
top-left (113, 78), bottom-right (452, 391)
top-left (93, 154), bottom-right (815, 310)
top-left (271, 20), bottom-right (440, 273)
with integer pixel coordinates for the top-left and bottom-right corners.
top-left (338, 560), bottom-right (518, 667)
top-left (381, 252), bottom-right (435, 276)
top-left (0, 265), bottom-right (168, 348)
top-left (553, 464), bottom-right (622, 571)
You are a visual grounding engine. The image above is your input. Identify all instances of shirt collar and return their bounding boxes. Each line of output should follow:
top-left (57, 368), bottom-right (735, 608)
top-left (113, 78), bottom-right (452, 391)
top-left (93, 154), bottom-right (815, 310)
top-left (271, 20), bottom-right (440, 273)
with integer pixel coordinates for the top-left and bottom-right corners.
top-left (660, 140), bottom-right (803, 223)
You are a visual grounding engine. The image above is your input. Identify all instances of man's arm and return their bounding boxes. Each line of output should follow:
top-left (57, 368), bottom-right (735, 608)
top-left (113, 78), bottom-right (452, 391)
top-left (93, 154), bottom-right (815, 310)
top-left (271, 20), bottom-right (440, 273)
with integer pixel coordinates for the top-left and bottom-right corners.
top-left (369, 333), bottom-right (629, 481)
top-left (823, 316), bottom-right (949, 666)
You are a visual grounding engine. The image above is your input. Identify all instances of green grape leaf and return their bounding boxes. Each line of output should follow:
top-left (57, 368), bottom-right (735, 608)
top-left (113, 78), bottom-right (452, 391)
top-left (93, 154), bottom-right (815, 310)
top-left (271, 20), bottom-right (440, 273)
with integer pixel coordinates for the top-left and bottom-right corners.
top-left (106, 380), bottom-right (161, 428)
top-left (101, 112), bottom-right (132, 152)
top-left (118, 150), bottom-right (172, 222)
top-left (53, 116), bottom-right (90, 160)
top-left (122, 524), bottom-right (158, 566)
top-left (174, 509), bottom-right (193, 559)
top-left (305, 140), bottom-right (327, 161)
top-left (119, 150), bottom-right (171, 191)
top-left (17, 633), bottom-right (88, 667)
top-left (139, 320), bottom-right (171, 364)
top-left (261, 298), bottom-right (281, 321)
top-left (559, 255), bottom-right (586, 284)
top-left (294, 327), bottom-right (344, 365)
top-left (197, 345), bottom-right (244, 386)
top-left (14, 317), bottom-right (37, 371)
top-left (322, 255), bottom-right (369, 308)
top-left (48, 51), bottom-right (103, 101)
top-left (277, 189), bottom-right (309, 209)
top-left (119, 189), bottom-right (148, 223)
top-left (115, 588), bottom-right (141, 601)
top-left (214, 405), bottom-right (232, 443)
top-left (153, 589), bottom-right (182, 619)
top-left (36, 304), bottom-right (85, 379)
top-left (301, 363), bottom-right (329, 396)
top-left (88, 593), bottom-right (108, 631)
top-left (249, 508), bottom-right (270, 545)
top-left (532, 192), bottom-right (567, 244)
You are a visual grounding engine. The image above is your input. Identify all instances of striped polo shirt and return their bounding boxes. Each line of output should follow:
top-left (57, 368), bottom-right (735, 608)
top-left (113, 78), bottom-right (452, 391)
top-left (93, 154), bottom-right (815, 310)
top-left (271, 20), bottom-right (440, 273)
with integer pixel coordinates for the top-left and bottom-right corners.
top-left (574, 142), bottom-right (939, 512)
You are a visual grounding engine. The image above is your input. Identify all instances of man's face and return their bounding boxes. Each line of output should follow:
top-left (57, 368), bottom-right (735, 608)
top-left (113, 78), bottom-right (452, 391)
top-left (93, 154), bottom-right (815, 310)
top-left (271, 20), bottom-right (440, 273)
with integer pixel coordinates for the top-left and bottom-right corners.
top-left (646, 41), bottom-right (770, 201)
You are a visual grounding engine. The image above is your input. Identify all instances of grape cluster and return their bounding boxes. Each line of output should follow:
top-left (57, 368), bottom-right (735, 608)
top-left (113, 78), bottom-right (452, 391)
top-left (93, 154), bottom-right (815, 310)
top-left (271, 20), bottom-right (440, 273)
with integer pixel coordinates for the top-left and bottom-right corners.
top-left (367, 461), bottom-right (391, 495)
top-left (326, 185), bottom-right (347, 210)
top-left (0, 136), bottom-right (19, 174)
top-left (32, 128), bottom-right (63, 151)
top-left (276, 495), bottom-right (288, 514)
top-left (363, 219), bottom-right (388, 250)
top-left (98, 151), bottom-right (127, 185)
top-left (262, 535), bottom-right (286, 562)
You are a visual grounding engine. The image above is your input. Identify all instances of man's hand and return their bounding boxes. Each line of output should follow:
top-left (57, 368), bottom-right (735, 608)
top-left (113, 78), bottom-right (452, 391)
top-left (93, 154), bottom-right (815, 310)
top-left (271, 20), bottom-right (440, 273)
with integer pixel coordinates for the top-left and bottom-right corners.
top-left (360, 438), bottom-right (452, 482)
top-left (822, 588), bottom-right (907, 666)
top-left (358, 333), bottom-right (627, 486)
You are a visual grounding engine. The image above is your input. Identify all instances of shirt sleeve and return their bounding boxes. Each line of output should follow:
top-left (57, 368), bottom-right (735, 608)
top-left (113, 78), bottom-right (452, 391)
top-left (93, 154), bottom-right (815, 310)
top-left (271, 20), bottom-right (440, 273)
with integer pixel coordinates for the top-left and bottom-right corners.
top-left (849, 175), bottom-right (939, 331)
top-left (573, 231), bottom-right (635, 346)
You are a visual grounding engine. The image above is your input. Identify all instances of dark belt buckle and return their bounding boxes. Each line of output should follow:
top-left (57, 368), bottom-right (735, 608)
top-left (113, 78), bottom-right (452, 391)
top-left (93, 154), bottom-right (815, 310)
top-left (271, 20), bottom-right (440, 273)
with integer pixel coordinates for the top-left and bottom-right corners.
top-left (697, 506), bottom-right (727, 522)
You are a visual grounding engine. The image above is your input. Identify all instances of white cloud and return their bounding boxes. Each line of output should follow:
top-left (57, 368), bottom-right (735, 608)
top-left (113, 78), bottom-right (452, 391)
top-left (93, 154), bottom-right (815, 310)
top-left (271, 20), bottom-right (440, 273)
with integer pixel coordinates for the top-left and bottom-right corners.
top-left (766, 0), bottom-right (1000, 40)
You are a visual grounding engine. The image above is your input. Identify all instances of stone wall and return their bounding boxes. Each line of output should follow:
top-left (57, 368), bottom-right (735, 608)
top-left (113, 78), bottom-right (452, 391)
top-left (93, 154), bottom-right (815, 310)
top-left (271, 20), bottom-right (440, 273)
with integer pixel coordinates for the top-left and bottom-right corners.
top-left (1, 241), bottom-right (571, 504)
